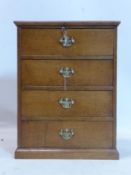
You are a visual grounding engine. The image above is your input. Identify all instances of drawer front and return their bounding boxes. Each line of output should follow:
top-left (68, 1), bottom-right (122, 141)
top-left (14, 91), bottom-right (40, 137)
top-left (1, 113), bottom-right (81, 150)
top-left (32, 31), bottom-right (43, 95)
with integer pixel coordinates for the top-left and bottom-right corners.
top-left (19, 29), bottom-right (114, 56)
top-left (21, 91), bottom-right (112, 119)
top-left (21, 60), bottom-right (113, 87)
top-left (20, 121), bottom-right (113, 148)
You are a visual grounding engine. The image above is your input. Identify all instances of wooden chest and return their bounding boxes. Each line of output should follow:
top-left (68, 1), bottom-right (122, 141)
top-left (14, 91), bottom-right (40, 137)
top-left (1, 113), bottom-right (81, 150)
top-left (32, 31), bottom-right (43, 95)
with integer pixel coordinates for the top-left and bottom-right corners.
top-left (14, 21), bottom-right (120, 159)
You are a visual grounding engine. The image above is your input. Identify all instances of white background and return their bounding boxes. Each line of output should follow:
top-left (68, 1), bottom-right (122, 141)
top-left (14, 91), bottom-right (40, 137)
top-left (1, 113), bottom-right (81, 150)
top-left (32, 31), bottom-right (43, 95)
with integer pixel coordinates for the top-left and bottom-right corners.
top-left (0, 0), bottom-right (131, 175)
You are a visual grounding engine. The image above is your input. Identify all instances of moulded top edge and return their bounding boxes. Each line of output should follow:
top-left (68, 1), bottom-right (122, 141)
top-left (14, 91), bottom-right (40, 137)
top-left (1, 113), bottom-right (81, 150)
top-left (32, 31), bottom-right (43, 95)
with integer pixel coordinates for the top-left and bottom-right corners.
top-left (14, 21), bottom-right (121, 27)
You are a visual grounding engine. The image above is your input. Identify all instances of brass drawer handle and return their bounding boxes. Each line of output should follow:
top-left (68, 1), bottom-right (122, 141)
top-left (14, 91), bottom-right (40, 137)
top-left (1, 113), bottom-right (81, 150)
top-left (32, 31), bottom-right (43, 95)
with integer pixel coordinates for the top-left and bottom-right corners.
top-left (59, 128), bottom-right (74, 140)
top-left (59, 67), bottom-right (75, 78)
top-left (59, 27), bottom-right (75, 47)
top-left (59, 97), bottom-right (74, 108)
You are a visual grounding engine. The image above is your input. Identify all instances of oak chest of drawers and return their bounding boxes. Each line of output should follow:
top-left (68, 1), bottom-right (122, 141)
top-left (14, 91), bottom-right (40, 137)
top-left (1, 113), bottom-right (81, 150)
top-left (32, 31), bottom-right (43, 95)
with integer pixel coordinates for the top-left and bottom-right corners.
top-left (15, 21), bottom-right (120, 159)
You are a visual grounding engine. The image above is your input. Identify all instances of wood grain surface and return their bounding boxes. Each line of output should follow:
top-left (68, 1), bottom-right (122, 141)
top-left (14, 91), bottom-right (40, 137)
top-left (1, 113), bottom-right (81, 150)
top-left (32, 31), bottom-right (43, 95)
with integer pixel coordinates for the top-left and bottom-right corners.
top-left (21, 91), bottom-right (112, 119)
top-left (20, 121), bottom-right (113, 149)
top-left (19, 29), bottom-right (114, 56)
top-left (21, 59), bottom-right (113, 87)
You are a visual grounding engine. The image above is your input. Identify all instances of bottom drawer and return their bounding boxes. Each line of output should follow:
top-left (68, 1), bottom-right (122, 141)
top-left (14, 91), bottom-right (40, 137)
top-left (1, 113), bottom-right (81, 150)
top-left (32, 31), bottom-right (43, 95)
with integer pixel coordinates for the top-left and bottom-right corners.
top-left (20, 121), bottom-right (113, 149)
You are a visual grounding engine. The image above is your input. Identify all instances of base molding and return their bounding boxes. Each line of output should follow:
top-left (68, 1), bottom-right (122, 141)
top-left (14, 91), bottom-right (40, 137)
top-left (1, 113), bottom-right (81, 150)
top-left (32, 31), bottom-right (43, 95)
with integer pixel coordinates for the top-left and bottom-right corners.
top-left (15, 148), bottom-right (119, 159)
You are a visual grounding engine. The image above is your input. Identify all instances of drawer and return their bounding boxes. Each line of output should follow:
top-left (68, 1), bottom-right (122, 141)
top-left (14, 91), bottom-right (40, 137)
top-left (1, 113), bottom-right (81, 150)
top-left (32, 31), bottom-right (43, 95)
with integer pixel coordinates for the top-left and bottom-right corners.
top-left (19, 29), bottom-right (114, 56)
top-left (20, 121), bottom-right (113, 148)
top-left (21, 60), bottom-right (113, 87)
top-left (21, 91), bottom-right (112, 119)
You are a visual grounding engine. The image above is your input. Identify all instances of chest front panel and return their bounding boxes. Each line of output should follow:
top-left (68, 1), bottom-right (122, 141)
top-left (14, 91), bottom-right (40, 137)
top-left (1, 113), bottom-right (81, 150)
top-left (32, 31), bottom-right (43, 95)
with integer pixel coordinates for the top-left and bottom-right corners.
top-left (15, 21), bottom-right (119, 159)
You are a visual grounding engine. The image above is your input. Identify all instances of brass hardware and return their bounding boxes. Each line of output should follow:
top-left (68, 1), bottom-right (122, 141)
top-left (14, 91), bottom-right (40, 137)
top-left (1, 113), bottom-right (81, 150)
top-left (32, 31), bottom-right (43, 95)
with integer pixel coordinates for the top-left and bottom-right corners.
top-left (59, 67), bottom-right (75, 78)
top-left (59, 128), bottom-right (74, 140)
top-left (59, 98), bottom-right (74, 108)
top-left (59, 27), bottom-right (75, 47)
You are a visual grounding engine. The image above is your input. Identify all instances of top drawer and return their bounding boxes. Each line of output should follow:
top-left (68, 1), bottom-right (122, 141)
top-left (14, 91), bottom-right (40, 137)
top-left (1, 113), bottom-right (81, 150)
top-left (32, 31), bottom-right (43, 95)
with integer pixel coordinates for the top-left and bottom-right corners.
top-left (19, 29), bottom-right (114, 56)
